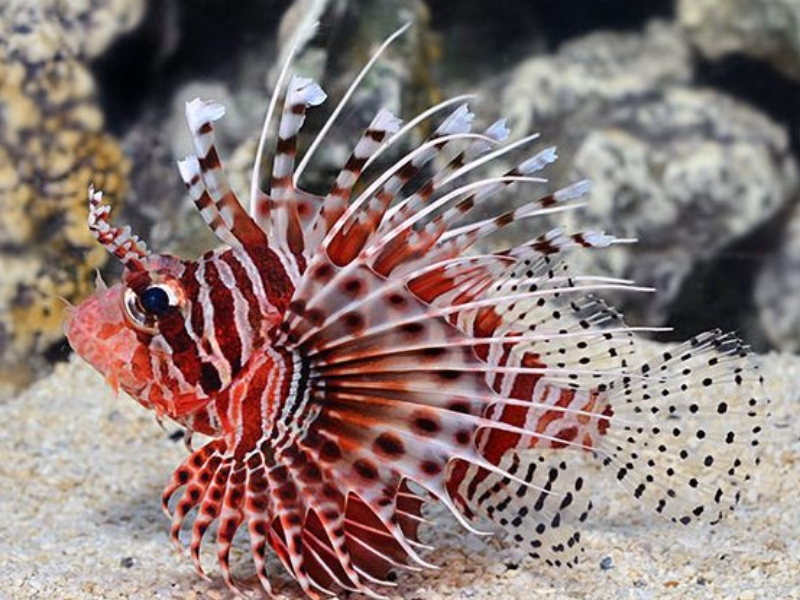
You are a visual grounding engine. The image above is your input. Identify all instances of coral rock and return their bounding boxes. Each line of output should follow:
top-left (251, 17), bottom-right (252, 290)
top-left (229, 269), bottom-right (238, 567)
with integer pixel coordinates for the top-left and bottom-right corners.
top-left (0, 1), bottom-right (138, 394)
top-left (496, 22), bottom-right (798, 325)
top-left (679, 0), bottom-right (800, 82)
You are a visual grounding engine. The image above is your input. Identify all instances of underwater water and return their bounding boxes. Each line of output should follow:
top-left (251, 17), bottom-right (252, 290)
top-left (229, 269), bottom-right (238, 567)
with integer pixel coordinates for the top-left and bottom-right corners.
top-left (1, 1), bottom-right (800, 598)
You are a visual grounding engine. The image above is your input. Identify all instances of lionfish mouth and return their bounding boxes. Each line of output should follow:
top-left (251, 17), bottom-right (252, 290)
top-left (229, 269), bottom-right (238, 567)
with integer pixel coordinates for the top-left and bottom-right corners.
top-left (73, 16), bottom-right (768, 600)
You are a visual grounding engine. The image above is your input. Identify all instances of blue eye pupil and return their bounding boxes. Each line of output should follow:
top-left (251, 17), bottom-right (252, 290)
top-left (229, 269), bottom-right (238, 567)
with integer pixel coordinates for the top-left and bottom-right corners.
top-left (140, 286), bottom-right (171, 315)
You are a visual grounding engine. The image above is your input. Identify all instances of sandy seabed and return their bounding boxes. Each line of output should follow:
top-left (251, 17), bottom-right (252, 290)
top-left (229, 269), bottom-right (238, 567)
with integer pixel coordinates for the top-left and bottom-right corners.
top-left (1, 351), bottom-right (799, 600)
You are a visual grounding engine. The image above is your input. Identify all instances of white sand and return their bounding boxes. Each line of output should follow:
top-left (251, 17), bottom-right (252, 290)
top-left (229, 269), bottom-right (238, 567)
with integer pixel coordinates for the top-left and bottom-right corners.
top-left (2, 352), bottom-right (799, 600)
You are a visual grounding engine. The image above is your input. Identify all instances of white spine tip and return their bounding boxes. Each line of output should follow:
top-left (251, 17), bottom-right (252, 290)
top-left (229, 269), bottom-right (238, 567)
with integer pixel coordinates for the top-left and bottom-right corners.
top-left (485, 118), bottom-right (511, 142)
top-left (176, 155), bottom-right (201, 182)
top-left (373, 108), bottom-right (403, 134)
top-left (582, 230), bottom-right (616, 247)
top-left (438, 103), bottom-right (474, 136)
top-left (185, 98), bottom-right (226, 132)
top-left (554, 179), bottom-right (592, 202)
top-left (519, 146), bottom-right (558, 174)
top-left (288, 75), bottom-right (327, 107)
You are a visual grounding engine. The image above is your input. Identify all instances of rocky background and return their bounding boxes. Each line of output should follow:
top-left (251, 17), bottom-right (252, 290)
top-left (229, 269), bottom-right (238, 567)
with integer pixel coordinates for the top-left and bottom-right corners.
top-left (2, 0), bottom-right (800, 394)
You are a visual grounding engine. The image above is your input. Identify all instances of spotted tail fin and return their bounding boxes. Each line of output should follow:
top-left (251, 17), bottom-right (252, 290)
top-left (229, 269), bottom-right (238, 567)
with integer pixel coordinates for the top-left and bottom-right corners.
top-left (596, 330), bottom-right (768, 526)
top-left (452, 331), bottom-right (767, 568)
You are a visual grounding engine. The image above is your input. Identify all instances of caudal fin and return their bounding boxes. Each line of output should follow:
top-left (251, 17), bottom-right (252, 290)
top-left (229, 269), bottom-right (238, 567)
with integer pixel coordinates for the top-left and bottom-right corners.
top-left (597, 330), bottom-right (768, 526)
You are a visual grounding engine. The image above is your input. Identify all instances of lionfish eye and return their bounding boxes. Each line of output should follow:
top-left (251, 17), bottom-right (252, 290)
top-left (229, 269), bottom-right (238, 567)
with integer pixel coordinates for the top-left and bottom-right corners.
top-left (122, 284), bottom-right (179, 333)
top-left (140, 286), bottom-right (172, 316)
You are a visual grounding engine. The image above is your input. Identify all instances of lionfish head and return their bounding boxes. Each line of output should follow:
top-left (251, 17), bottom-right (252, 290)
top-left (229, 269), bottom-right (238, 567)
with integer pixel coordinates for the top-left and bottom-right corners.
top-left (68, 89), bottom-right (295, 422)
top-left (65, 187), bottom-right (263, 418)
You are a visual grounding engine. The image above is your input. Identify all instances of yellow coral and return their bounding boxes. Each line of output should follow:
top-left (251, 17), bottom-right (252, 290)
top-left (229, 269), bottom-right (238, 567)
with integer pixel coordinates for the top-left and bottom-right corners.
top-left (0, 0), bottom-right (138, 393)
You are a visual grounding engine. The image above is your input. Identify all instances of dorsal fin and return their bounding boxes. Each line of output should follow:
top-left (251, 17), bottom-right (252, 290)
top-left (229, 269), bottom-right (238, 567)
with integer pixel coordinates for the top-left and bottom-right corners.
top-left (180, 99), bottom-right (270, 250)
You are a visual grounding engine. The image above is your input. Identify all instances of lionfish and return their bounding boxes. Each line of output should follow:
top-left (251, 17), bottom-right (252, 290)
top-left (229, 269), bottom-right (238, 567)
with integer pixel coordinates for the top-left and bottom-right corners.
top-left (66, 22), bottom-right (766, 599)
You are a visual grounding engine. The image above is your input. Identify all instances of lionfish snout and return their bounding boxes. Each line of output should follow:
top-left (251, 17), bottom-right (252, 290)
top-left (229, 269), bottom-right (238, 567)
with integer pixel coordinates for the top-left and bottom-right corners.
top-left (65, 283), bottom-right (147, 396)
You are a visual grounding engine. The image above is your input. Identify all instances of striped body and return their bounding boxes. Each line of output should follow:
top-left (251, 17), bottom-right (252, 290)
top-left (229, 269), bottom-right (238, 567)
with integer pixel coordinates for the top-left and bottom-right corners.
top-left (129, 245), bottom-right (286, 417)
top-left (66, 23), bottom-right (767, 599)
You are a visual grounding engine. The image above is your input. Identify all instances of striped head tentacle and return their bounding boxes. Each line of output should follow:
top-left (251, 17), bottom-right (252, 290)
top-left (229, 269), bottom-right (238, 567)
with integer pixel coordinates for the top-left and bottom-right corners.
top-left (88, 185), bottom-right (150, 271)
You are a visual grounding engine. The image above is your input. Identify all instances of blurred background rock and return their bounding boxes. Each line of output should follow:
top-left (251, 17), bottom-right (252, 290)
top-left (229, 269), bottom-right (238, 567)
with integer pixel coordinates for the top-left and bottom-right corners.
top-left (3, 0), bottom-right (800, 396)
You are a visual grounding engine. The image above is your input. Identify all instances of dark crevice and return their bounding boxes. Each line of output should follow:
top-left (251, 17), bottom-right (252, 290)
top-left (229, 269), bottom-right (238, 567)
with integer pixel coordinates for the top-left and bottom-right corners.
top-left (430, 0), bottom-right (675, 85)
top-left (92, 0), bottom-right (291, 136)
top-left (430, 0), bottom-right (674, 57)
top-left (155, 0), bottom-right (289, 81)
top-left (661, 52), bottom-right (800, 351)
top-left (527, 0), bottom-right (675, 44)
top-left (44, 338), bottom-right (73, 364)
top-left (695, 53), bottom-right (800, 154)
top-left (90, 0), bottom-right (176, 135)
top-left (431, 4), bottom-right (547, 73)
top-left (663, 205), bottom-right (792, 352)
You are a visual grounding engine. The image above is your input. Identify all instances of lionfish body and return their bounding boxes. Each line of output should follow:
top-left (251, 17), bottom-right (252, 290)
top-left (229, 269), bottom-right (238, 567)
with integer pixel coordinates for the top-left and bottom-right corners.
top-left (66, 24), bottom-right (767, 599)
